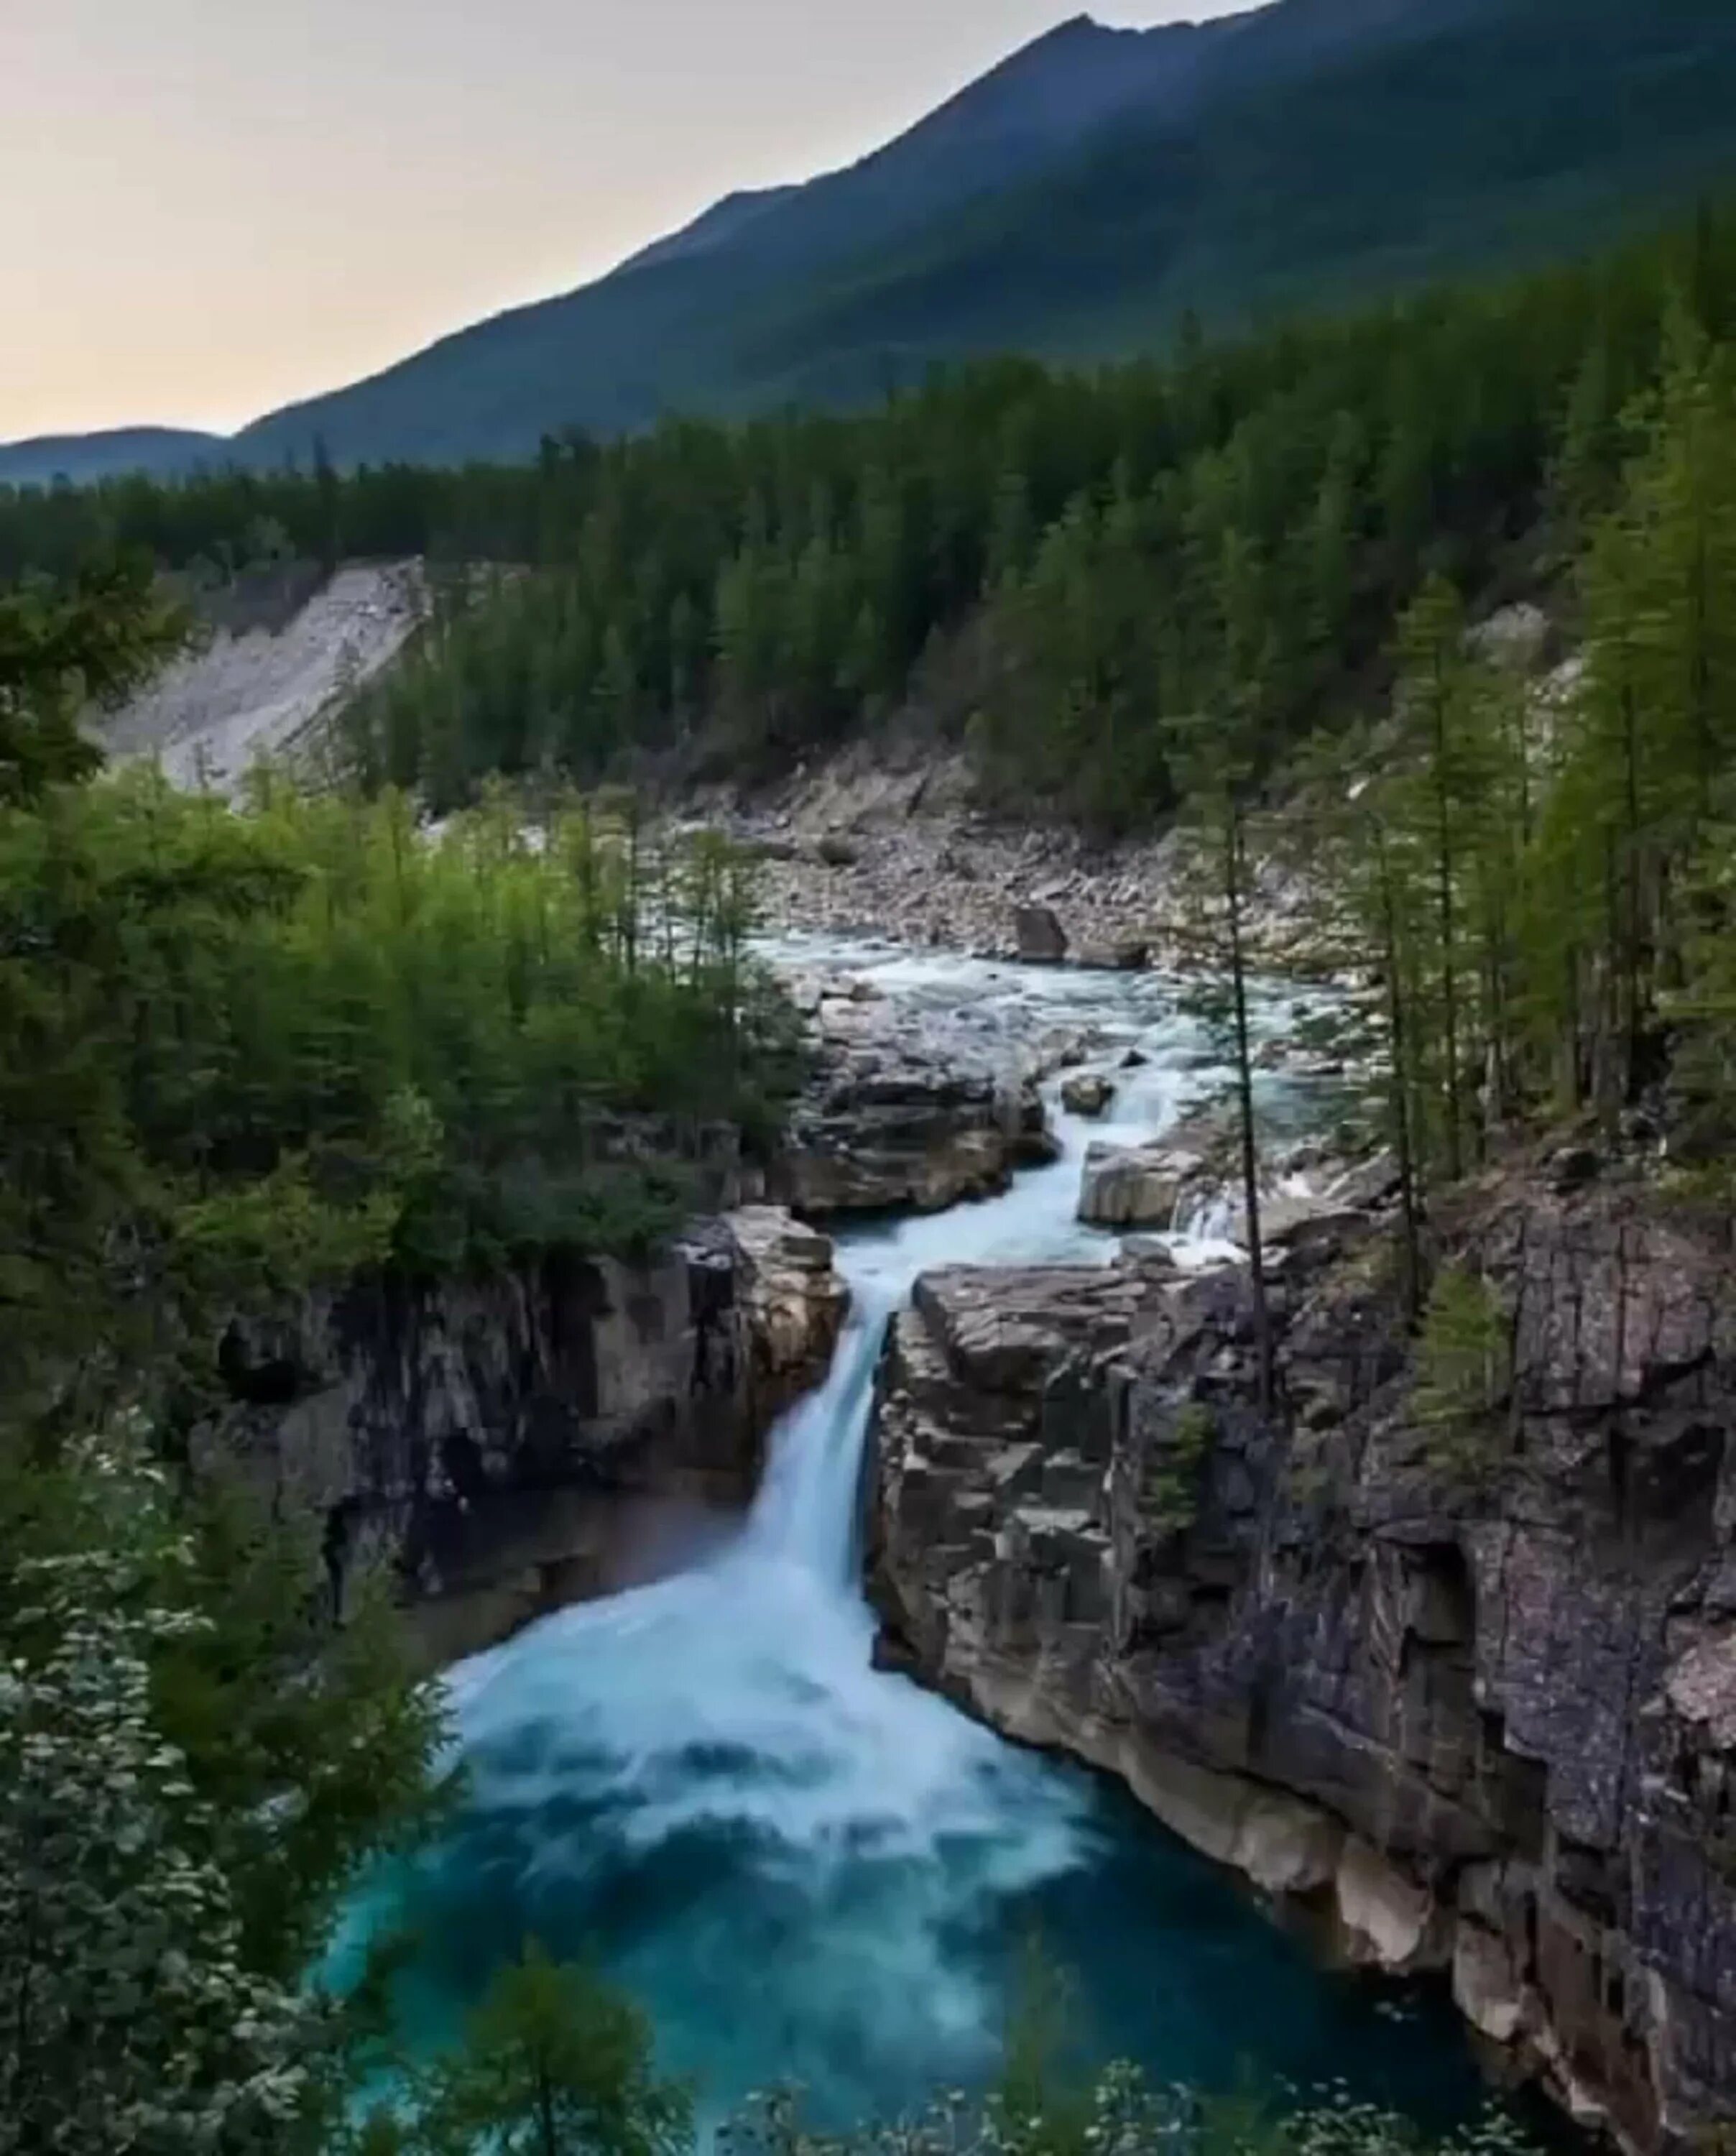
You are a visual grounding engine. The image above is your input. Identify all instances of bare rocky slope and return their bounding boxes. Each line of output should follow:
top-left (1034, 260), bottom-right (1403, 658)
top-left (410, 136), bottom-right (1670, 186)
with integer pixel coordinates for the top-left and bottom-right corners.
top-left (97, 563), bottom-right (420, 800)
top-left (870, 1167), bottom-right (1736, 2152)
top-left (695, 745), bottom-right (1321, 969)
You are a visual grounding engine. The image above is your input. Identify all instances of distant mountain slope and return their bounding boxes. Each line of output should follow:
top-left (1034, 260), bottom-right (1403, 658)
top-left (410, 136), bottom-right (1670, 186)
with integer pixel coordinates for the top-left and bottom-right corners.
top-left (9, 0), bottom-right (1736, 479)
top-left (230, 0), bottom-right (1736, 466)
top-left (753, 0), bottom-right (1736, 375)
top-left (231, 0), bottom-right (1456, 467)
top-left (0, 426), bottom-right (226, 488)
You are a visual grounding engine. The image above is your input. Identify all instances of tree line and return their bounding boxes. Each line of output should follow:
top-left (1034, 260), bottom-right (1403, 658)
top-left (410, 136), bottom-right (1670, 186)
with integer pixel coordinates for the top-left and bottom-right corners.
top-left (3, 206), bottom-right (1733, 824)
top-left (1169, 298), bottom-right (1736, 1429)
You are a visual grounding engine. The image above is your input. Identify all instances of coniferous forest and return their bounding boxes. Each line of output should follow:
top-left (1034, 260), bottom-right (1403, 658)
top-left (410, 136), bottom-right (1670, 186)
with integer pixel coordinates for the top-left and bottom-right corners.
top-left (10, 196), bottom-right (1736, 2153)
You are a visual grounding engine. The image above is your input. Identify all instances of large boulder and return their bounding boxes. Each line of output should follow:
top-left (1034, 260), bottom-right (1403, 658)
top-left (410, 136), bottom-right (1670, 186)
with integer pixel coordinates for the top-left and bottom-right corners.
top-left (1077, 1141), bottom-right (1206, 1227)
top-left (728, 1206), bottom-right (851, 1422)
top-left (774, 992), bottom-right (1055, 1219)
top-left (1015, 904), bottom-right (1069, 964)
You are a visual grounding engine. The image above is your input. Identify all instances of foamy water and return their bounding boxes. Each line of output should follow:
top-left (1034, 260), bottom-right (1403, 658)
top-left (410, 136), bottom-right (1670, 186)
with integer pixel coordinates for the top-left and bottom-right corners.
top-left (336, 944), bottom-right (1485, 2131)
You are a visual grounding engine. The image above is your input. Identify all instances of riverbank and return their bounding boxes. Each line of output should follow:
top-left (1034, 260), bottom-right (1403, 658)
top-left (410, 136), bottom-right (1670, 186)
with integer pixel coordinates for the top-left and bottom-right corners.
top-left (687, 747), bottom-right (1322, 972)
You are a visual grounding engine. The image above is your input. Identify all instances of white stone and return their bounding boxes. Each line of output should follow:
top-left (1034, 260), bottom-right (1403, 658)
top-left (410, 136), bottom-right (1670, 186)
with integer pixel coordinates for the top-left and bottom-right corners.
top-left (1334, 1838), bottom-right (1440, 1971)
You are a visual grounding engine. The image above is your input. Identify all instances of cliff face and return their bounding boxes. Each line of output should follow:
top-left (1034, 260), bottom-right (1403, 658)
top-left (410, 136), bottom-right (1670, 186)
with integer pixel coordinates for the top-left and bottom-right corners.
top-left (870, 1187), bottom-right (1736, 2150)
top-left (208, 1207), bottom-right (846, 1661)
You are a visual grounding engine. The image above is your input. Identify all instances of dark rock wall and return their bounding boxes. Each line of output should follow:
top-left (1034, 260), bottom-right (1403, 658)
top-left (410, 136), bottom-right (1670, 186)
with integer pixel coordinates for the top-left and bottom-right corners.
top-left (208, 1214), bottom-right (844, 1658)
top-left (870, 1194), bottom-right (1736, 2150)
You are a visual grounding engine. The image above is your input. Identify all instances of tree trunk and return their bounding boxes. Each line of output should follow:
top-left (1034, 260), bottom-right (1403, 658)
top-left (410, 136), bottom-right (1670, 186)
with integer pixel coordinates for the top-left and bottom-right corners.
top-left (537, 2059), bottom-right (559, 2156)
top-left (1376, 832), bottom-right (1423, 1322)
top-left (1225, 801), bottom-right (1273, 1414)
top-left (1431, 665), bottom-right (1464, 1181)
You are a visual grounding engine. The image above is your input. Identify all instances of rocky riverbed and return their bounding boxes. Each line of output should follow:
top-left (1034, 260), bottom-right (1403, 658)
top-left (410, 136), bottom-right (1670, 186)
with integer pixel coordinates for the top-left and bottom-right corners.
top-left (691, 748), bottom-right (1323, 970)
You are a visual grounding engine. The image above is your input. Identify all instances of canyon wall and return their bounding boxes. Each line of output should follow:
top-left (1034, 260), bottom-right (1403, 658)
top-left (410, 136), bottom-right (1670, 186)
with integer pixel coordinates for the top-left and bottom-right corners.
top-left (870, 1185), bottom-right (1736, 2151)
top-left (206, 1206), bottom-right (846, 1661)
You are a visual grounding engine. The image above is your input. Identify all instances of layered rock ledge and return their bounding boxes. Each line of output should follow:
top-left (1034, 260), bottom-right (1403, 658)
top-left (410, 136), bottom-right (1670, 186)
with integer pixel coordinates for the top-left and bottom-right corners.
top-left (869, 1189), bottom-right (1736, 2151)
top-left (206, 1206), bottom-right (846, 1661)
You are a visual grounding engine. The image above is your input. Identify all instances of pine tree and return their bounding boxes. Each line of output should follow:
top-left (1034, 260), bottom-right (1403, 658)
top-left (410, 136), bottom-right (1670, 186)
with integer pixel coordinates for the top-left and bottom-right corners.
top-left (402, 1943), bottom-right (691, 2156)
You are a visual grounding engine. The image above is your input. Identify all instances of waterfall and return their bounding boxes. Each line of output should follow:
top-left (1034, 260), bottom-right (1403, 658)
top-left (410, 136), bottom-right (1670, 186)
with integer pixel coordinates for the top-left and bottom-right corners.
top-left (344, 943), bottom-right (1492, 2137)
top-left (742, 1281), bottom-right (894, 1587)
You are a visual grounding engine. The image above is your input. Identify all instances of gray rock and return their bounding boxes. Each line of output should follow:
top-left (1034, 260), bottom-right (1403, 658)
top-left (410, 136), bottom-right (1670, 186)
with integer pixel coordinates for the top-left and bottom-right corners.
top-left (773, 1014), bottom-right (1053, 1220)
top-left (1077, 1141), bottom-right (1204, 1228)
top-left (1015, 905), bottom-right (1069, 964)
top-left (869, 1186), bottom-right (1736, 2150)
top-left (1060, 1073), bottom-right (1116, 1119)
top-left (204, 1207), bottom-right (847, 1659)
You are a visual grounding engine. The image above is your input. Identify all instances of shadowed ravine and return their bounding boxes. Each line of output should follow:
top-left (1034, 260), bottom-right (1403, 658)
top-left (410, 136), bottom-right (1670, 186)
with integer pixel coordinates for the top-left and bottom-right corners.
top-left (332, 944), bottom-right (1495, 2133)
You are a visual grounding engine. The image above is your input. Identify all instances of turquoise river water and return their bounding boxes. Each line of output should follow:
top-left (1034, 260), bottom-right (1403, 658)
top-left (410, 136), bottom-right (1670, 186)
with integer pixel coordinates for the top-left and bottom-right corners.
top-left (333, 942), bottom-right (1499, 2136)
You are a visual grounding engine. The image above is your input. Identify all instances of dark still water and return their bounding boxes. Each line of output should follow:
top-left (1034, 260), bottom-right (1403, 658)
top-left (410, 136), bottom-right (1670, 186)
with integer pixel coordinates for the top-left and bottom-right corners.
top-left (328, 949), bottom-right (1495, 2137)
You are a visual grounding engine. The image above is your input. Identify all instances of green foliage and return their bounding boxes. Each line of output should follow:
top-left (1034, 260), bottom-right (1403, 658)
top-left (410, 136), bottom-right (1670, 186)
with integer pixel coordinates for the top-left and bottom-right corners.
top-left (6, 203), bottom-right (1735, 832)
top-left (387, 1942), bottom-right (693, 2156)
top-left (995, 1942), bottom-right (1094, 2156)
top-left (0, 1432), bottom-right (402, 2156)
top-left (1146, 1402), bottom-right (1216, 1538)
top-left (0, 552), bottom-right (188, 804)
top-left (726, 2066), bottom-right (1540, 2156)
top-left (148, 1467), bottom-right (448, 1980)
top-left (1294, 269), bottom-right (1736, 1246)
top-left (1411, 1267), bottom-right (1511, 1475)
top-left (0, 761), bottom-right (790, 1432)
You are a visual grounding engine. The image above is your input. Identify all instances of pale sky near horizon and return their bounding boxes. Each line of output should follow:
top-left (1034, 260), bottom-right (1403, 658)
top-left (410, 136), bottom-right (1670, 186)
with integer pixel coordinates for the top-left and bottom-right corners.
top-left (3, 1), bottom-right (1244, 441)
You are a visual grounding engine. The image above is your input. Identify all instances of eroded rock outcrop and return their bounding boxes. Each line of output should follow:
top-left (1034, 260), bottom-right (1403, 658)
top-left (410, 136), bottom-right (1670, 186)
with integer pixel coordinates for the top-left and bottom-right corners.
top-left (208, 1207), bottom-right (846, 1659)
top-left (871, 1187), bottom-right (1736, 2150)
top-left (774, 1000), bottom-right (1054, 1217)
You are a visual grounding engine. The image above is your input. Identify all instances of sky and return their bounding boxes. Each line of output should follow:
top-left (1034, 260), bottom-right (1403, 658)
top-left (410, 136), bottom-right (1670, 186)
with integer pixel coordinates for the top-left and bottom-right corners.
top-left (1, 1), bottom-right (1244, 442)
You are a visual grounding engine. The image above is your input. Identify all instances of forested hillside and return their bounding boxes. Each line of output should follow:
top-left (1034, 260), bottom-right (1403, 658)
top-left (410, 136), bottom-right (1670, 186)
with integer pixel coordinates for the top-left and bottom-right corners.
top-left (211, 0), bottom-right (1736, 464)
top-left (7, 203), bottom-right (1732, 831)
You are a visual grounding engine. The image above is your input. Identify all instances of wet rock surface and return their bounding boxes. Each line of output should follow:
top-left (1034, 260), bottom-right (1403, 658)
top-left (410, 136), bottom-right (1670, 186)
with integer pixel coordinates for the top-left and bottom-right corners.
top-left (870, 1184), bottom-right (1736, 2150)
top-left (206, 1207), bottom-right (846, 1659)
top-left (772, 967), bottom-right (1056, 1218)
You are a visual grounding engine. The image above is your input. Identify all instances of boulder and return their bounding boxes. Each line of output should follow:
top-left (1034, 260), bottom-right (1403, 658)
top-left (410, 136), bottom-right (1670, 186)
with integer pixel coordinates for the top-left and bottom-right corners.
top-left (1077, 1141), bottom-right (1203, 1228)
top-left (727, 1206), bottom-right (850, 1419)
top-left (1014, 905), bottom-right (1069, 964)
top-left (1077, 939), bottom-right (1150, 972)
top-left (775, 1010), bottom-right (1053, 1220)
top-left (1060, 1073), bottom-right (1116, 1118)
top-left (1230, 1192), bottom-right (1371, 1252)
top-left (1326, 1148), bottom-right (1401, 1211)
top-left (1335, 1840), bottom-right (1443, 1973)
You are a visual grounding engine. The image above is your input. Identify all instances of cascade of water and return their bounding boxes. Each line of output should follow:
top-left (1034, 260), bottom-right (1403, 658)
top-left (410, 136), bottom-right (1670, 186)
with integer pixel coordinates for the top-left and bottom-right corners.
top-left (741, 1283), bottom-right (895, 1587)
top-left (346, 944), bottom-right (1493, 2136)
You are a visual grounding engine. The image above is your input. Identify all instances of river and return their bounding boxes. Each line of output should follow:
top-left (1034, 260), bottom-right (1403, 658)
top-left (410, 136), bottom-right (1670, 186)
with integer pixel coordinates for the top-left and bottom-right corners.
top-left (338, 941), bottom-right (1492, 2134)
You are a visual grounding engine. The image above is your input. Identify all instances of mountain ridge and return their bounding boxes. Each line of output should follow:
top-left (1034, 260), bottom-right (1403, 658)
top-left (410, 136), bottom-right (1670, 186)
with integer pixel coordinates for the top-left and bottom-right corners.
top-left (6, 0), bottom-right (1736, 484)
top-left (0, 425), bottom-right (226, 488)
